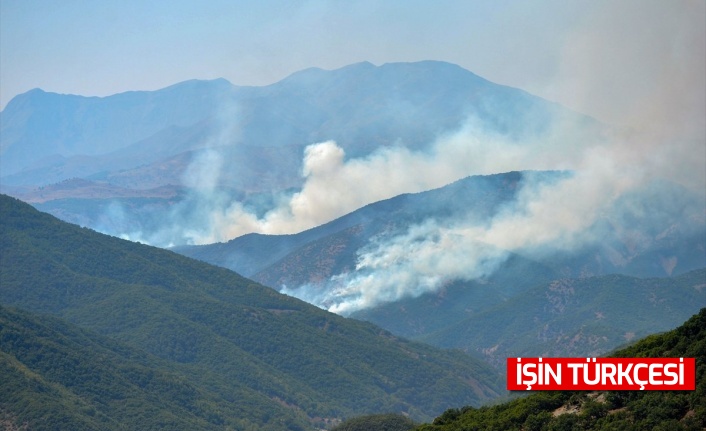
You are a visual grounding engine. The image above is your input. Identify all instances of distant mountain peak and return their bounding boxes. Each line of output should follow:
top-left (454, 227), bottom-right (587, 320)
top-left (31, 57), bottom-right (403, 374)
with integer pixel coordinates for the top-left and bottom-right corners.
top-left (274, 62), bottom-right (377, 86)
top-left (158, 77), bottom-right (234, 92)
top-left (22, 87), bottom-right (47, 96)
top-left (1, 87), bottom-right (65, 112)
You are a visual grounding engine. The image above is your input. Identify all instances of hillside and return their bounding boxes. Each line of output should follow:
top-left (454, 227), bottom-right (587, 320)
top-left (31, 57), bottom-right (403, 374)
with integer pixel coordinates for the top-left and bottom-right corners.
top-left (414, 270), bottom-right (706, 366)
top-left (413, 308), bottom-right (706, 430)
top-left (0, 305), bottom-right (268, 431)
top-left (0, 194), bottom-right (503, 430)
top-left (176, 171), bottom-right (542, 279)
top-left (177, 170), bottom-right (705, 365)
top-left (179, 171), bottom-right (705, 286)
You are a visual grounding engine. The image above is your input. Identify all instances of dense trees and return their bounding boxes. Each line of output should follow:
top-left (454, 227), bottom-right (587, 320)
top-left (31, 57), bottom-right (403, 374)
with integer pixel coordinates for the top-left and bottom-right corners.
top-left (0, 194), bottom-right (502, 430)
top-left (414, 308), bottom-right (706, 431)
top-left (331, 413), bottom-right (417, 431)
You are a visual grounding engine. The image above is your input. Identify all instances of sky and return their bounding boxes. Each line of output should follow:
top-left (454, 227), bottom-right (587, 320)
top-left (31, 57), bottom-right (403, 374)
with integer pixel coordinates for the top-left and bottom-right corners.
top-left (2, 0), bottom-right (703, 125)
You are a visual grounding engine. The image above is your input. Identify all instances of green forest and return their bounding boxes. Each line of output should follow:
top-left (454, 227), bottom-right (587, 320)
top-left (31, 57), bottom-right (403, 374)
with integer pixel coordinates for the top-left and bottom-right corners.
top-left (0, 194), bottom-right (502, 430)
top-left (411, 308), bottom-right (706, 431)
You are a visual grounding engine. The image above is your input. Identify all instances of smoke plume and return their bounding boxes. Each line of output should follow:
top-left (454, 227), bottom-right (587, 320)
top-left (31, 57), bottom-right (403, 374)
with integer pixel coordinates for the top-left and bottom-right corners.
top-left (116, 1), bottom-right (704, 316)
top-left (280, 1), bottom-right (706, 314)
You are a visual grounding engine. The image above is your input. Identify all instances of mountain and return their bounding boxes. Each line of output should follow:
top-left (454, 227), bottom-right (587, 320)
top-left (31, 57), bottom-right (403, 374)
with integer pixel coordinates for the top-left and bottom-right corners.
top-left (0, 194), bottom-right (504, 430)
top-left (10, 178), bottom-right (182, 203)
top-left (412, 308), bottom-right (706, 430)
top-left (2, 60), bottom-right (570, 185)
top-left (0, 79), bottom-right (233, 178)
top-left (1, 61), bottom-right (600, 245)
top-left (175, 170), bottom-right (705, 367)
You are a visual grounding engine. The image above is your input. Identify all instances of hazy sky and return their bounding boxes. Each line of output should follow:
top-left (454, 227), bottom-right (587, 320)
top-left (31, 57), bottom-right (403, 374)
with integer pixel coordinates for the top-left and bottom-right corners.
top-left (1, 0), bottom-right (704, 125)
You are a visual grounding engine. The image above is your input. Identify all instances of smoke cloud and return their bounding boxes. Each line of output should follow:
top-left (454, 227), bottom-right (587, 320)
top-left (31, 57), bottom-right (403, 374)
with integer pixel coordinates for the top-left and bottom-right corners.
top-left (280, 1), bottom-right (706, 314)
top-left (281, 121), bottom-right (703, 314)
top-left (124, 115), bottom-right (554, 246)
top-left (132, 112), bottom-right (602, 247)
top-left (116, 1), bottom-right (704, 316)
top-left (282, 220), bottom-right (512, 314)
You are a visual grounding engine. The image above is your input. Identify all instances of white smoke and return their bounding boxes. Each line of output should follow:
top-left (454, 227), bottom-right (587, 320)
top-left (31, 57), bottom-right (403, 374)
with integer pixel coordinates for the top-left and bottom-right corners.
top-left (280, 139), bottom-right (643, 315)
top-left (146, 117), bottom-right (552, 245)
top-left (281, 128), bottom-right (701, 315)
top-left (146, 108), bottom-right (608, 247)
top-left (282, 220), bottom-right (512, 314)
top-left (182, 149), bottom-right (223, 192)
top-left (280, 1), bottom-right (706, 314)
top-left (113, 1), bottom-right (703, 318)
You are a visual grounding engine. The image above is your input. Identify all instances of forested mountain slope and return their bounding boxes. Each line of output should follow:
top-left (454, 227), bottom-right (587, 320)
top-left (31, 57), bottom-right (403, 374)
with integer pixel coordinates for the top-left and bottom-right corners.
top-left (0, 305), bottom-right (262, 431)
top-left (415, 308), bottom-right (706, 430)
top-left (414, 269), bottom-right (706, 367)
top-left (0, 194), bottom-right (503, 430)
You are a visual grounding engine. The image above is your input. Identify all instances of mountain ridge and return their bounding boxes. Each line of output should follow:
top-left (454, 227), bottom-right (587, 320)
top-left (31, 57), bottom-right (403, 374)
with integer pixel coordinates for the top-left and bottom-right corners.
top-left (177, 170), bottom-right (705, 284)
top-left (0, 78), bottom-right (234, 177)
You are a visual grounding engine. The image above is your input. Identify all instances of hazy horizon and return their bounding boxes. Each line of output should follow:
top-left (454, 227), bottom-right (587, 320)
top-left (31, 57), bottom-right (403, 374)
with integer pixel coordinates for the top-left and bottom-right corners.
top-left (3, 0), bottom-right (704, 127)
